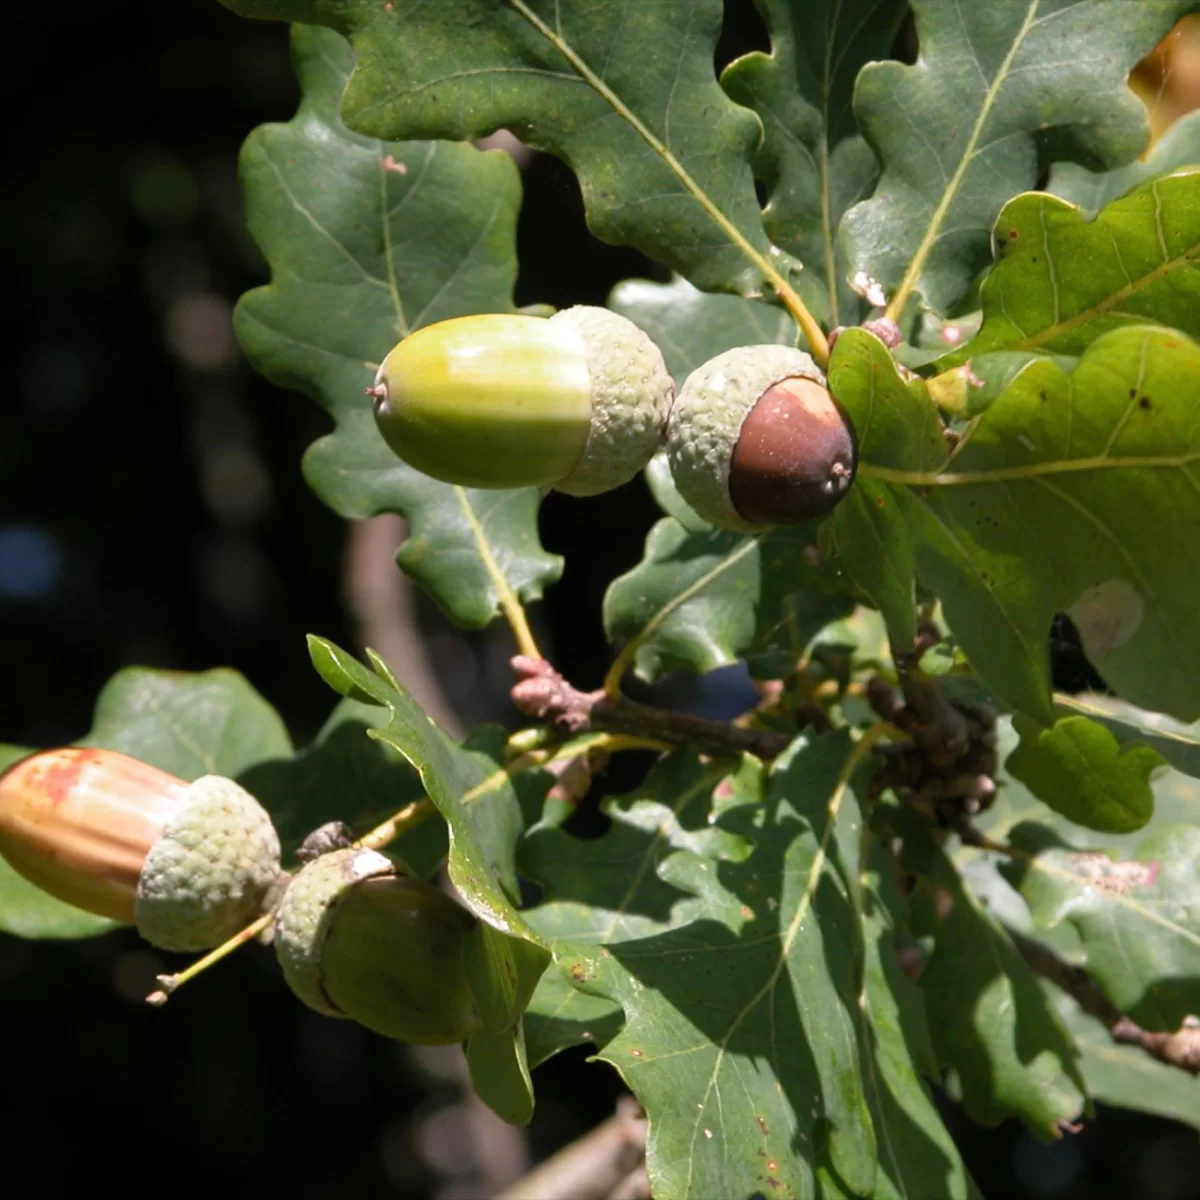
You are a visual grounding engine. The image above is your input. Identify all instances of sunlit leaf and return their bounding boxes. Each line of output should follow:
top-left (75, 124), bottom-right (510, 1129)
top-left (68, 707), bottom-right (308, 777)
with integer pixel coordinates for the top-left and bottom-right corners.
top-left (721, 0), bottom-right (907, 326)
top-left (236, 25), bottom-right (561, 629)
top-left (831, 325), bottom-right (1200, 727)
top-left (940, 171), bottom-right (1200, 363)
top-left (223, 0), bottom-right (804, 308)
top-left (844, 0), bottom-right (1187, 318)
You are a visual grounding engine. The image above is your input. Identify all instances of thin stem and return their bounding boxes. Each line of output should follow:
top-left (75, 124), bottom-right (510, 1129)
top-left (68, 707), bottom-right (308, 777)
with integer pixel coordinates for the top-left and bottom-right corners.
top-left (513, 656), bottom-right (795, 760)
top-left (956, 825), bottom-right (1021, 859)
top-left (603, 652), bottom-right (631, 699)
top-left (595, 696), bottom-right (793, 760)
top-left (453, 487), bottom-right (542, 660)
top-left (145, 909), bottom-right (276, 1006)
top-left (357, 797), bottom-right (435, 852)
top-left (1008, 926), bottom-right (1200, 1075)
top-left (501, 593), bottom-right (542, 661)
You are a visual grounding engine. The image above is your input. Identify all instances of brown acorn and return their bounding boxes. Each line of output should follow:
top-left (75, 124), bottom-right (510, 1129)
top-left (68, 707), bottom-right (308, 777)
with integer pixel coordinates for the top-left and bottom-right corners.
top-left (665, 345), bottom-right (857, 531)
top-left (0, 747), bottom-right (282, 950)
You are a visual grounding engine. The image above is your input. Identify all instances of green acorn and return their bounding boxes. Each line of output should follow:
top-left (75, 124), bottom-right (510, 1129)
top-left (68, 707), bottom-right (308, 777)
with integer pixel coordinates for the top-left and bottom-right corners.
top-left (0, 747), bottom-right (282, 951)
top-left (369, 306), bottom-right (673, 495)
top-left (274, 847), bottom-right (481, 1045)
top-left (666, 345), bottom-right (857, 531)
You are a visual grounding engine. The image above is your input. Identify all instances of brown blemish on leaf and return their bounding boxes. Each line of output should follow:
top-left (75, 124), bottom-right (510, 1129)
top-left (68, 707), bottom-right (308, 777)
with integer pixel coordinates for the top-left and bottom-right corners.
top-left (1065, 852), bottom-right (1159, 894)
top-left (933, 887), bottom-right (955, 920)
top-left (713, 779), bottom-right (734, 800)
top-left (740, 905), bottom-right (754, 920)
top-left (630, 1048), bottom-right (643, 1057)
top-left (381, 154), bottom-right (407, 174)
top-left (757, 1115), bottom-right (769, 1136)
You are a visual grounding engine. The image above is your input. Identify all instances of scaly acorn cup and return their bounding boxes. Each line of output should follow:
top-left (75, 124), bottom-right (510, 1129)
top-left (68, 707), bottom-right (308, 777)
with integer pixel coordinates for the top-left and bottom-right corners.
top-left (368, 306), bottom-right (673, 496)
top-left (274, 847), bottom-right (481, 1045)
top-left (666, 345), bottom-right (858, 532)
top-left (0, 747), bottom-right (282, 951)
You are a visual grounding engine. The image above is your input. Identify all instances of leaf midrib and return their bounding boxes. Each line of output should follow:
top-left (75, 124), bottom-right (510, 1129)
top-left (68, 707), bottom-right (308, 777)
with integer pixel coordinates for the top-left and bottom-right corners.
top-left (885, 0), bottom-right (1040, 321)
top-left (861, 450), bottom-right (1200, 488)
top-left (681, 727), bottom-right (882, 1197)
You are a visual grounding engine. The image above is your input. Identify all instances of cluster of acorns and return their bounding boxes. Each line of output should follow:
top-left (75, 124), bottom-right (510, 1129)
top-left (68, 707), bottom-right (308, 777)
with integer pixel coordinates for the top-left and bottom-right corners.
top-left (368, 307), bottom-right (858, 531)
top-left (0, 314), bottom-right (857, 1044)
top-left (0, 748), bottom-right (479, 1044)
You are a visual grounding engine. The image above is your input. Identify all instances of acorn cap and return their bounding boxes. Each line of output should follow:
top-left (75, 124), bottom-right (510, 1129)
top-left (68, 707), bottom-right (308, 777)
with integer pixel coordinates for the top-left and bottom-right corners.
top-left (370, 307), bottom-right (671, 495)
top-left (0, 747), bottom-right (282, 951)
top-left (274, 847), bottom-right (394, 1017)
top-left (548, 306), bottom-right (674, 497)
top-left (666, 345), bottom-right (856, 531)
top-left (274, 847), bottom-right (481, 1045)
top-left (135, 774), bottom-right (283, 952)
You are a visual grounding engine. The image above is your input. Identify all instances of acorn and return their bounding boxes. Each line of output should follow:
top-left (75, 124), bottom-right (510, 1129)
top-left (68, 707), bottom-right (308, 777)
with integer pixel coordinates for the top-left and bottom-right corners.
top-left (0, 747), bottom-right (282, 951)
top-left (368, 306), bottom-right (673, 495)
top-left (665, 345), bottom-right (857, 531)
top-left (274, 847), bottom-right (481, 1045)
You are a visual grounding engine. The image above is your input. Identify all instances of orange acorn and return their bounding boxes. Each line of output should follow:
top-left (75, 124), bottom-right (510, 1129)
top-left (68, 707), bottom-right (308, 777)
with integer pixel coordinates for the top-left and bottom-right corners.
top-left (0, 747), bottom-right (282, 950)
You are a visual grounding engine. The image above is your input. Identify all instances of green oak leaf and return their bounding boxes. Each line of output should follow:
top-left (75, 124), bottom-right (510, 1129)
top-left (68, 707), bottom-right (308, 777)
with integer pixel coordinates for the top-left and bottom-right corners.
top-left (978, 717), bottom-right (1200, 853)
top-left (939, 171), bottom-right (1200, 363)
top-left (240, 697), bottom-right (447, 874)
top-left (960, 717), bottom-right (1200, 1042)
top-left (465, 1023), bottom-right (536, 1126)
top-left (0, 669), bottom-right (292, 940)
top-left (1055, 693), bottom-right (1200, 781)
top-left (721, 0), bottom-right (907, 327)
top-left (908, 829), bottom-right (1088, 1137)
top-left (521, 750), bottom-right (752, 1069)
top-left (603, 518), bottom-right (849, 683)
top-left (81, 667), bottom-right (292, 778)
top-left (527, 733), bottom-right (882, 1199)
top-left (860, 854), bottom-right (972, 1200)
top-left (830, 325), bottom-right (1200, 726)
top-left (307, 635), bottom-right (550, 1123)
top-left (522, 970), bottom-right (623, 1069)
top-left (1049, 108), bottom-right (1200, 213)
top-left (927, 351), bottom-right (1079, 419)
top-left (1049, 986), bottom-right (1200, 1131)
top-left (1002, 820), bottom-right (1200, 1031)
top-left (843, 0), bottom-right (1188, 319)
top-left (1006, 714), bottom-right (1164, 834)
top-left (223, 0), bottom-right (805, 310)
top-left (236, 24), bottom-right (561, 629)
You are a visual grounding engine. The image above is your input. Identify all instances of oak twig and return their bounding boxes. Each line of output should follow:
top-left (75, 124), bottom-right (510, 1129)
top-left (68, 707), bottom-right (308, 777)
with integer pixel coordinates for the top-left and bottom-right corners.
top-left (511, 657), bottom-right (793, 761)
top-left (1009, 927), bottom-right (1200, 1075)
top-left (867, 625), bottom-right (999, 826)
top-left (496, 1096), bottom-right (647, 1200)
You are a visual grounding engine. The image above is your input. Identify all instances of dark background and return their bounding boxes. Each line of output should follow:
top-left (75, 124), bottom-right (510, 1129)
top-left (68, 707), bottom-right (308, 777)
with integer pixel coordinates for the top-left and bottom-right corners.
top-left (1, 3), bottom-right (1196, 1198)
